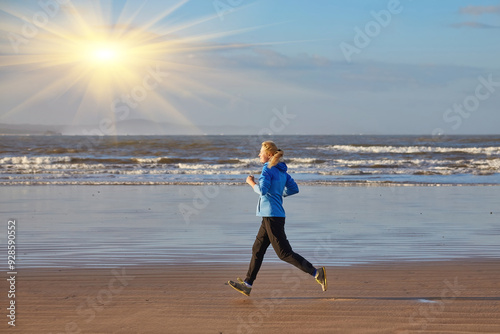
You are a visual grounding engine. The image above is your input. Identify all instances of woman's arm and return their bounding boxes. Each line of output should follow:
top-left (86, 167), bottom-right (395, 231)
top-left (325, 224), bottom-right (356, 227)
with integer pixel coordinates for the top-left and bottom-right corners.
top-left (247, 166), bottom-right (271, 195)
top-left (247, 175), bottom-right (262, 195)
top-left (283, 174), bottom-right (299, 197)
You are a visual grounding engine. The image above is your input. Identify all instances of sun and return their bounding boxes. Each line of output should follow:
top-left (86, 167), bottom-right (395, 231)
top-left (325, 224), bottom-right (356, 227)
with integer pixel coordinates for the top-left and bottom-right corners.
top-left (91, 46), bottom-right (120, 63)
top-left (80, 40), bottom-right (130, 71)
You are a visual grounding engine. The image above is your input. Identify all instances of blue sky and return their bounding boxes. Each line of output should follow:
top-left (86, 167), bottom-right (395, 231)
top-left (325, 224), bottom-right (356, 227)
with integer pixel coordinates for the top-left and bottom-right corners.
top-left (0, 0), bottom-right (499, 134)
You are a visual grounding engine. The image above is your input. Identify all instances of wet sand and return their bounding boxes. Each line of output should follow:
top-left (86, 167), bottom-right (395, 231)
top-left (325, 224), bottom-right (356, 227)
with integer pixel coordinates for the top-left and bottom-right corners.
top-left (6, 260), bottom-right (500, 333)
top-left (3, 185), bottom-right (500, 332)
top-left (3, 185), bottom-right (500, 268)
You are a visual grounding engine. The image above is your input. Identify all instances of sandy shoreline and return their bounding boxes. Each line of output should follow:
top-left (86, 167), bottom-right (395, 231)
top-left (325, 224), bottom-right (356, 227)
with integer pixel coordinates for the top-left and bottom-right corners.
top-left (5, 259), bottom-right (500, 333)
top-left (3, 185), bottom-right (499, 332)
top-left (4, 185), bottom-right (500, 268)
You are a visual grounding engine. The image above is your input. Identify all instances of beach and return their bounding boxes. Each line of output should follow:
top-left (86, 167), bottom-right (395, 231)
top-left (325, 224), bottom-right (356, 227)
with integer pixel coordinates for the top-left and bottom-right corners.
top-left (3, 185), bottom-right (500, 268)
top-left (1, 184), bottom-right (499, 332)
top-left (7, 260), bottom-right (500, 333)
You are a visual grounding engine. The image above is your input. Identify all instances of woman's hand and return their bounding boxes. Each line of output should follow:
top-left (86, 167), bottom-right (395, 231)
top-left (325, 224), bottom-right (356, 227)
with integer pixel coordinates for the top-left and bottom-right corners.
top-left (246, 175), bottom-right (256, 187)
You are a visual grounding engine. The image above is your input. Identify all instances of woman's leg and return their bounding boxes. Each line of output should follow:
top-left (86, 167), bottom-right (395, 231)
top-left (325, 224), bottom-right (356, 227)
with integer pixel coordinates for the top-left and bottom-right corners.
top-left (245, 219), bottom-right (271, 285)
top-left (264, 217), bottom-right (316, 276)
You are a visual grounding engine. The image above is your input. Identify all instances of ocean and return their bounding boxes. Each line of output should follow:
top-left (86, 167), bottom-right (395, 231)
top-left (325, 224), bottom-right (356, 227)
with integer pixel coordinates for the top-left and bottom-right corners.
top-left (1, 135), bottom-right (500, 186)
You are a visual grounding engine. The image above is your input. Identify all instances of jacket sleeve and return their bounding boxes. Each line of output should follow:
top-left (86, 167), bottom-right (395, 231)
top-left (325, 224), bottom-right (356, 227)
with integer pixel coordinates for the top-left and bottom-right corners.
top-left (253, 165), bottom-right (271, 195)
top-left (283, 173), bottom-right (299, 197)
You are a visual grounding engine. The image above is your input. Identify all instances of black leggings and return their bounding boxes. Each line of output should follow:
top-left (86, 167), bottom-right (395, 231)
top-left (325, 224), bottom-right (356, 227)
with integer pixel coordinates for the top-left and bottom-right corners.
top-left (245, 217), bottom-right (316, 285)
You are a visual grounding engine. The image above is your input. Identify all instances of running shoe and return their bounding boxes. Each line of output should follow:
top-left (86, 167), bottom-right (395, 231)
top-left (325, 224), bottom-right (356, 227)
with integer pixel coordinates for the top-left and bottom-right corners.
top-left (228, 279), bottom-right (252, 296)
top-left (315, 267), bottom-right (327, 291)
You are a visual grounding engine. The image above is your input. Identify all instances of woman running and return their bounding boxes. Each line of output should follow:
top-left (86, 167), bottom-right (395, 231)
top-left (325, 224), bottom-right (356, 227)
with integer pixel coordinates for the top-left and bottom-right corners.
top-left (228, 141), bottom-right (326, 296)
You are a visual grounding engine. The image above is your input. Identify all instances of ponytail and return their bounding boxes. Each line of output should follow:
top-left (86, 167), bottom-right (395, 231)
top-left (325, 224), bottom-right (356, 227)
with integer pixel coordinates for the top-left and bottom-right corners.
top-left (261, 141), bottom-right (284, 168)
top-left (269, 149), bottom-right (283, 168)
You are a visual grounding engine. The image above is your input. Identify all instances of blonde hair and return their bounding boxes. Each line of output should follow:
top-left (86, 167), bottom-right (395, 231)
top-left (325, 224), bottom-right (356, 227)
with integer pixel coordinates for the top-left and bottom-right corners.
top-left (261, 141), bottom-right (284, 168)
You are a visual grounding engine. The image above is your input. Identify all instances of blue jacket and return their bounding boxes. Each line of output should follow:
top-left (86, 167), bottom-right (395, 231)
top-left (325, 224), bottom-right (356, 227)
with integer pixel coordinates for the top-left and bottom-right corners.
top-left (252, 162), bottom-right (299, 217)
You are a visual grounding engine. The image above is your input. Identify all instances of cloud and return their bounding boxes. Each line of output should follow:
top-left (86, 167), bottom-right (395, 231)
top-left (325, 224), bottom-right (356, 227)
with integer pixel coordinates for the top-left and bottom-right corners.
top-left (453, 6), bottom-right (500, 29)
top-left (459, 5), bottom-right (500, 16)
top-left (189, 46), bottom-right (334, 72)
top-left (451, 21), bottom-right (500, 29)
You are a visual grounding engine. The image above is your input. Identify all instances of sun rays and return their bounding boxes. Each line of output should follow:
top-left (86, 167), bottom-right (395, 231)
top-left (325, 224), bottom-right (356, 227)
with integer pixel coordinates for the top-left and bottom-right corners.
top-left (0, 0), bottom-right (255, 133)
